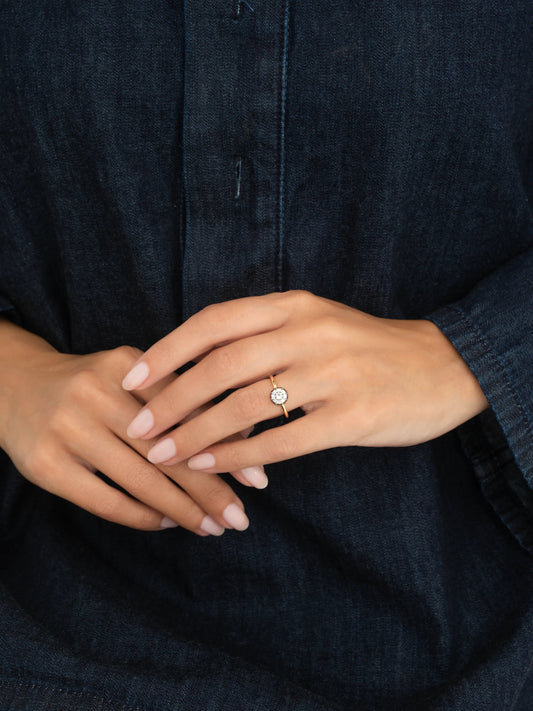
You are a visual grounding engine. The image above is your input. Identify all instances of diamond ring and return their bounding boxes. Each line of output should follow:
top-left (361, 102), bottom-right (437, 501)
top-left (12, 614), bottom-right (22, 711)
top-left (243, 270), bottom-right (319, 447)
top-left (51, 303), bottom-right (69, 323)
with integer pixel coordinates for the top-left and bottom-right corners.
top-left (269, 375), bottom-right (289, 418)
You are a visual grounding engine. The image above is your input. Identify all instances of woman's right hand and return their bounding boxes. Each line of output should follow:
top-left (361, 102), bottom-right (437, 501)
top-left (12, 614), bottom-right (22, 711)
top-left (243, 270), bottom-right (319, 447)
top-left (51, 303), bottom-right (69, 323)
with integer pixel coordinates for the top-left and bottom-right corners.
top-left (0, 319), bottom-right (266, 536)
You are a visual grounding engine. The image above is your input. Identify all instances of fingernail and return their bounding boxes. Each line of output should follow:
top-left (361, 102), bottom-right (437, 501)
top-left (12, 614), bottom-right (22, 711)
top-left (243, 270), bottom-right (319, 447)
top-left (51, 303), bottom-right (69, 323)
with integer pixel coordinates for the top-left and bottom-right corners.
top-left (126, 409), bottom-right (154, 439)
top-left (222, 503), bottom-right (249, 531)
top-left (147, 438), bottom-right (177, 464)
top-left (159, 516), bottom-right (179, 529)
top-left (122, 361), bottom-right (150, 390)
top-left (200, 515), bottom-right (225, 536)
top-left (188, 452), bottom-right (216, 470)
top-left (240, 466), bottom-right (268, 489)
top-left (240, 425), bottom-right (254, 438)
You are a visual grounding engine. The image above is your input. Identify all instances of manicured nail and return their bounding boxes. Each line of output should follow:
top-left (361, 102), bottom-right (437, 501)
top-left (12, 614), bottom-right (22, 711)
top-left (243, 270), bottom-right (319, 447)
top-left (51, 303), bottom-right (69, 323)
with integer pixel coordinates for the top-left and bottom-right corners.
top-left (126, 408), bottom-right (154, 439)
top-left (122, 361), bottom-right (150, 390)
top-left (240, 466), bottom-right (268, 489)
top-left (200, 515), bottom-right (225, 536)
top-left (222, 503), bottom-right (249, 531)
top-left (159, 516), bottom-right (178, 529)
top-left (147, 438), bottom-right (177, 464)
top-left (188, 452), bottom-right (216, 470)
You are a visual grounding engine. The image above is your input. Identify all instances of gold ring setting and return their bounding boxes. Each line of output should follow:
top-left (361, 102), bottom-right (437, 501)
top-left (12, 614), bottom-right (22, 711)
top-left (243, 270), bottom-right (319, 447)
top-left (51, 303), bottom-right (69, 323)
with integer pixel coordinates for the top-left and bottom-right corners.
top-left (269, 375), bottom-right (289, 418)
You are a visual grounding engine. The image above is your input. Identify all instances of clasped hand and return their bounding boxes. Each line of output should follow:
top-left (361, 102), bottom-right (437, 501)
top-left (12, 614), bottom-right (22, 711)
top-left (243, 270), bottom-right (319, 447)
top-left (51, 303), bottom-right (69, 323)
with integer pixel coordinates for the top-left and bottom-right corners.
top-left (0, 330), bottom-right (255, 536)
top-left (2, 290), bottom-right (488, 538)
top-left (123, 290), bottom-right (489, 479)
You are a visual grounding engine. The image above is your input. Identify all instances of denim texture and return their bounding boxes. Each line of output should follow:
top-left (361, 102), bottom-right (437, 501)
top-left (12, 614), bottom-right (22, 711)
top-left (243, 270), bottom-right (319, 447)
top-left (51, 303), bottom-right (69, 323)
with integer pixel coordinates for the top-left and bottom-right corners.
top-left (1, 2), bottom-right (532, 709)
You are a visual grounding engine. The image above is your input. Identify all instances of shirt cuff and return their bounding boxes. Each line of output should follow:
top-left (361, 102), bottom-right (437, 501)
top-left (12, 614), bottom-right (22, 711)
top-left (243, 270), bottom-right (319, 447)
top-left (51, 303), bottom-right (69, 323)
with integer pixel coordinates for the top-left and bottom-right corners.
top-left (426, 303), bottom-right (533, 553)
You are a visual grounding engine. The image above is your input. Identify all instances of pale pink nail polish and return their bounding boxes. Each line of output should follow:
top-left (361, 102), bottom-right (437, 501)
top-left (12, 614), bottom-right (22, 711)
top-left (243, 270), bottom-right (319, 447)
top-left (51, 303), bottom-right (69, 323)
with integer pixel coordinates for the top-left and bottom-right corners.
top-left (188, 453), bottom-right (216, 470)
top-left (126, 409), bottom-right (154, 439)
top-left (200, 516), bottom-right (225, 536)
top-left (159, 516), bottom-right (178, 529)
top-left (240, 466), bottom-right (268, 489)
top-left (122, 361), bottom-right (150, 390)
top-left (222, 503), bottom-right (249, 531)
top-left (147, 438), bottom-right (177, 463)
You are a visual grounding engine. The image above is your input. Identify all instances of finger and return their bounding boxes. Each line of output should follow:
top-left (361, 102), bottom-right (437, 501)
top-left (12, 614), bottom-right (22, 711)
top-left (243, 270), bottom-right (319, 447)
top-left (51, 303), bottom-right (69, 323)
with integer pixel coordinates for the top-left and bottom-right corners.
top-left (185, 407), bottom-right (336, 473)
top-left (144, 368), bottom-right (322, 467)
top-left (229, 426), bottom-right (269, 489)
top-left (130, 372), bottom-right (178, 405)
top-left (70, 423), bottom-right (230, 536)
top-left (121, 293), bottom-right (287, 391)
top-left (42, 449), bottom-right (173, 531)
top-left (99, 390), bottom-right (252, 531)
top-left (125, 330), bottom-right (295, 440)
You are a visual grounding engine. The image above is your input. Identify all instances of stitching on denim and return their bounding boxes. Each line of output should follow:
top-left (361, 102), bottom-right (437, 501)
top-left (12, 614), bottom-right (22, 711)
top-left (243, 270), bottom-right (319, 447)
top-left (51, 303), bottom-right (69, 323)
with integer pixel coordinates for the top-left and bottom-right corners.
top-left (0, 678), bottom-right (144, 711)
top-left (234, 0), bottom-right (254, 18)
top-left (277, 0), bottom-right (290, 292)
top-left (452, 304), bottom-right (533, 466)
top-left (477, 462), bottom-right (533, 542)
top-left (234, 156), bottom-right (242, 199)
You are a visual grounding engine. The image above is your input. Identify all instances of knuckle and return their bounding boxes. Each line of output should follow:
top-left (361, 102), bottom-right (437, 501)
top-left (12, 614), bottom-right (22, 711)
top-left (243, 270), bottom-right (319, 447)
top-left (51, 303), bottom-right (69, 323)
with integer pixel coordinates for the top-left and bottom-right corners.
top-left (199, 302), bottom-right (237, 335)
top-left (171, 498), bottom-right (201, 527)
top-left (284, 289), bottom-right (313, 308)
top-left (46, 404), bottom-right (74, 436)
top-left (231, 387), bottom-right (264, 423)
top-left (65, 368), bottom-right (102, 402)
top-left (48, 401), bottom-right (89, 440)
top-left (112, 345), bottom-right (143, 369)
top-left (209, 346), bottom-right (239, 380)
top-left (267, 430), bottom-right (295, 461)
top-left (197, 482), bottom-right (231, 508)
top-left (133, 507), bottom-right (162, 531)
top-left (90, 488), bottom-right (161, 530)
top-left (198, 302), bottom-right (221, 328)
top-left (23, 440), bottom-right (55, 480)
top-left (92, 490), bottom-right (124, 521)
top-left (123, 465), bottom-right (153, 498)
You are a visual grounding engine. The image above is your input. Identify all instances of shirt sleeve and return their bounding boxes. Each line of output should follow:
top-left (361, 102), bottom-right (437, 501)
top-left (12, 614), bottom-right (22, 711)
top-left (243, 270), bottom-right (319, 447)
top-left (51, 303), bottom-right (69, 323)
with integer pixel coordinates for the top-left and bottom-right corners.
top-left (424, 246), bottom-right (533, 553)
top-left (0, 289), bottom-right (17, 320)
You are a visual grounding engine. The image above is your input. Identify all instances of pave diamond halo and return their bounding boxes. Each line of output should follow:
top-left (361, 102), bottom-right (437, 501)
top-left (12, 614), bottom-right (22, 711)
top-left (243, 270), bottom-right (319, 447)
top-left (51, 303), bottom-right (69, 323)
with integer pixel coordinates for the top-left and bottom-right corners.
top-left (270, 387), bottom-right (288, 406)
top-left (269, 375), bottom-right (290, 418)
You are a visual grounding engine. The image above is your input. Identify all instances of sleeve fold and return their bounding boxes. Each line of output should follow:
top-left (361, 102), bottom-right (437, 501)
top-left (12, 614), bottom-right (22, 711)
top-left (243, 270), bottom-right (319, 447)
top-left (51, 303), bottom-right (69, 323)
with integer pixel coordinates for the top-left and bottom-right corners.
top-left (425, 246), bottom-right (533, 552)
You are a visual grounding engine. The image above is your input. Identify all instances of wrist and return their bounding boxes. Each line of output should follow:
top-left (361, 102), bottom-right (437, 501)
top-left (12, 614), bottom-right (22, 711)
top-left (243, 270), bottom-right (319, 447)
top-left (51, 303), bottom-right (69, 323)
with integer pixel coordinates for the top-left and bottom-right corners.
top-left (0, 318), bottom-right (60, 447)
top-left (417, 318), bottom-right (490, 420)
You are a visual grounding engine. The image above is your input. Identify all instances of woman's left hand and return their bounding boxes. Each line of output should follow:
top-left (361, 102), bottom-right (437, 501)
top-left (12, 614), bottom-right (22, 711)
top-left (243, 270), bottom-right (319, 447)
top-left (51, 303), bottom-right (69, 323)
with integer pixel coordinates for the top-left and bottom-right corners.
top-left (122, 290), bottom-right (489, 474)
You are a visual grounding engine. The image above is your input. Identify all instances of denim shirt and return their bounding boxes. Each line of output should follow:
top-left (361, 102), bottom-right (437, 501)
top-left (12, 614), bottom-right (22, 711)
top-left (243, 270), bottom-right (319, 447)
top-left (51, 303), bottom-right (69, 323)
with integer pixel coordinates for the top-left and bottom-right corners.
top-left (1, 2), bottom-right (532, 710)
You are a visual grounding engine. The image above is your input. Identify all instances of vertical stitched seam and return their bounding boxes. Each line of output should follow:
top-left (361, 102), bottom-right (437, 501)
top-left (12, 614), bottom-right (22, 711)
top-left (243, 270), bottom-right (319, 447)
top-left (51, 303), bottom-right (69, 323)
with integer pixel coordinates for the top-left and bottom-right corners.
top-left (234, 156), bottom-right (242, 199)
top-left (277, 0), bottom-right (290, 292)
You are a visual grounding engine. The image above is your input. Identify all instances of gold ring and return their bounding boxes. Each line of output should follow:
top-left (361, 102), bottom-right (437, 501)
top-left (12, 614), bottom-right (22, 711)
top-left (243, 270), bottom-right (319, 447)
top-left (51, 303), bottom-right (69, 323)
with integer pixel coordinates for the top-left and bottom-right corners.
top-left (269, 375), bottom-right (289, 418)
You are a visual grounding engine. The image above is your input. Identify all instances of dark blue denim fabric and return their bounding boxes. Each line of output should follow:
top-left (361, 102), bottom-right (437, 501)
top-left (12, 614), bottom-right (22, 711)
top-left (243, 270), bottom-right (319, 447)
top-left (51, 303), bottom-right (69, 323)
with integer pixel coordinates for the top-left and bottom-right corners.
top-left (1, 2), bottom-right (532, 709)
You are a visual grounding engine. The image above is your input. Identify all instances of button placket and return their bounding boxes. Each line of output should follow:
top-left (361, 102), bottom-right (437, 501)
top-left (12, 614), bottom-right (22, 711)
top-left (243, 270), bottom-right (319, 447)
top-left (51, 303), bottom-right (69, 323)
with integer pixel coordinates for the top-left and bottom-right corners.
top-left (181, 1), bottom-right (289, 321)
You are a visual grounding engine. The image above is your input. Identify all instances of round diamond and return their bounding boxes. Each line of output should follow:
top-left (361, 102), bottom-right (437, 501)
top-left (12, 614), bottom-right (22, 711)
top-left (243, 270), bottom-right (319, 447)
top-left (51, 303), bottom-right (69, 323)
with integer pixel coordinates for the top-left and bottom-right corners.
top-left (271, 387), bottom-right (288, 406)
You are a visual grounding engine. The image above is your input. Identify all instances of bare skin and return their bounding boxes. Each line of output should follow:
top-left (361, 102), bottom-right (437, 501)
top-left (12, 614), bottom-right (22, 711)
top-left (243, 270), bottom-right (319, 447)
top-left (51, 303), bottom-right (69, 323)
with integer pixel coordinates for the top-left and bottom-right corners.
top-left (0, 290), bottom-right (489, 536)
top-left (122, 290), bottom-right (490, 473)
top-left (0, 317), bottom-right (266, 535)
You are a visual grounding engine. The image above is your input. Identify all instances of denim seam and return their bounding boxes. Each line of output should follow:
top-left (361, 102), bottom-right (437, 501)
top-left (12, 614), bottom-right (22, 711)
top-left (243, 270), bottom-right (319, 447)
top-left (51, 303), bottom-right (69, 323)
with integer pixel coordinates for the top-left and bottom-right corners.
top-left (453, 304), bottom-right (533, 450)
top-left (475, 463), bottom-right (533, 546)
top-left (436, 303), bottom-right (533, 482)
top-left (276, 0), bottom-right (290, 292)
